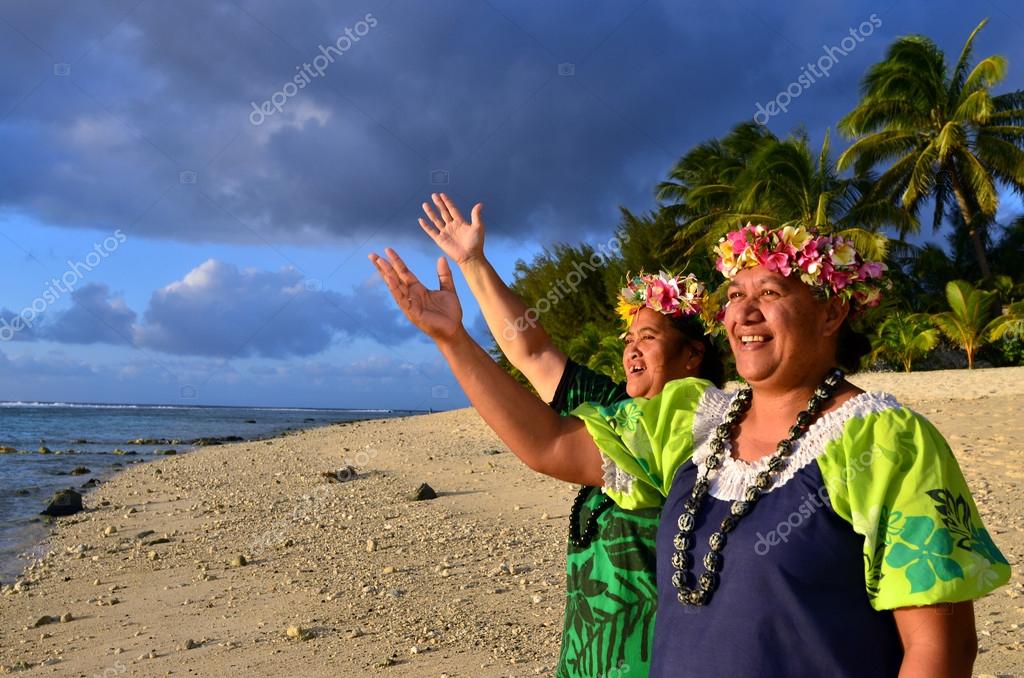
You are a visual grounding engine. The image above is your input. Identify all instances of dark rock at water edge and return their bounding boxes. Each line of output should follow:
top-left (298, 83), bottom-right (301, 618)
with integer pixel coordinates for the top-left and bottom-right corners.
top-left (190, 436), bottom-right (244, 446)
top-left (69, 467), bottom-right (91, 476)
top-left (40, 489), bottom-right (84, 517)
top-left (409, 483), bottom-right (438, 501)
top-left (80, 478), bottom-right (102, 489)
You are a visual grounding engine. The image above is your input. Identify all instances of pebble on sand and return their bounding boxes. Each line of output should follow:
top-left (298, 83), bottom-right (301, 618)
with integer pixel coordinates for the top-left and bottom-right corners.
top-left (409, 483), bottom-right (438, 501)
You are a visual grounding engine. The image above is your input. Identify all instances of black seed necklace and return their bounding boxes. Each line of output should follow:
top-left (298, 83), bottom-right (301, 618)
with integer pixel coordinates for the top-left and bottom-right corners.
top-left (671, 368), bottom-right (846, 606)
top-left (569, 485), bottom-right (615, 548)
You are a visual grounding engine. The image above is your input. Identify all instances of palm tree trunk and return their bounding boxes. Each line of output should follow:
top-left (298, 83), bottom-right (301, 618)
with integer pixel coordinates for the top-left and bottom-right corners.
top-left (949, 171), bottom-right (993, 279)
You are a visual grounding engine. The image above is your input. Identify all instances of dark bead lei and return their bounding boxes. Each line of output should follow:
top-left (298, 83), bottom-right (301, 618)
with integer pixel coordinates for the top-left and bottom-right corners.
top-left (670, 368), bottom-right (846, 606)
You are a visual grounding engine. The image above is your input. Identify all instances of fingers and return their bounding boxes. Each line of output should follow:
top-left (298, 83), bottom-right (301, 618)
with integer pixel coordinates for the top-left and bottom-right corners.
top-left (384, 247), bottom-right (416, 284)
top-left (421, 201), bottom-right (444, 230)
top-left (436, 257), bottom-right (456, 293)
top-left (431, 192), bottom-right (453, 222)
top-left (439, 193), bottom-right (464, 223)
top-left (470, 202), bottom-right (484, 226)
top-left (368, 253), bottom-right (409, 306)
top-left (418, 217), bottom-right (440, 240)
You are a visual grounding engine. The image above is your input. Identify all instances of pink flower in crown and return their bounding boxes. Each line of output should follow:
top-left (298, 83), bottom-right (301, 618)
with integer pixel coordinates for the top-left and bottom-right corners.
top-left (759, 250), bottom-right (793, 276)
top-left (648, 275), bottom-right (682, 315)
top-left (725, 228), bottom-right (750, 253)
top-left (858, 260), bottom-right (886, 281)
top-left (828, 269), bottom-right (855, 291)
top-left (796, 241), bottom-right (824, 280)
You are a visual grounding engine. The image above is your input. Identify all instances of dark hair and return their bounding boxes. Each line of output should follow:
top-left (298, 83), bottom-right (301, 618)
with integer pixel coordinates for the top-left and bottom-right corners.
top-left (836, 320), bottom-right (871, 374)
top-left (668, 315), bottom-right (726, 387)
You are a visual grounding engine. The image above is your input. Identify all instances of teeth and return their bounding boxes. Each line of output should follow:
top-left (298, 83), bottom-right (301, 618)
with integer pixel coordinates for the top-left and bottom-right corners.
top-left (741, 335), bottom-right (766, 343)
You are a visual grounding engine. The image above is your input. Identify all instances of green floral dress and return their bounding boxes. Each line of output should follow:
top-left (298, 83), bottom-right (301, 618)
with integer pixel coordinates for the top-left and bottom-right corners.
top-left (550, 361), bottom-right (679, 678)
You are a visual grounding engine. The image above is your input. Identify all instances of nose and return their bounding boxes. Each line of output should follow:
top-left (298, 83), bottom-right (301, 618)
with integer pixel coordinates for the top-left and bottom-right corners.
top-left (727, 295), bottom-right (764, 323)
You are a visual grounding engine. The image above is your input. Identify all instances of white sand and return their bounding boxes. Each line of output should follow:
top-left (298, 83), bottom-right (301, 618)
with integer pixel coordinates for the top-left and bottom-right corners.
top-left (1, 368), bottom-right (1022, 677)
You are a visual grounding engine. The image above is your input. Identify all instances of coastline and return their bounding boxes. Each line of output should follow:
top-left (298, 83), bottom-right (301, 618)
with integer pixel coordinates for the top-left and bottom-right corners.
top-left (1, 369), bottom-right (1022, 676)
top-left (0, 405), bottom-right (419, 585)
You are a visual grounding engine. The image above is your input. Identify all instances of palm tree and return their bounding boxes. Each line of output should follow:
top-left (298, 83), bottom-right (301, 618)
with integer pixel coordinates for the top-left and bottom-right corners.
top-left (837, 19), bottom-right (1024, 279)
top-left (870, 313), bottom-right (940, 372)
top-left (659, 124), bottom-right (909, 261)
top-left (988, 299), bottom-right (1024, 344)
top-left (931, 280), bottom-right (1001, 368)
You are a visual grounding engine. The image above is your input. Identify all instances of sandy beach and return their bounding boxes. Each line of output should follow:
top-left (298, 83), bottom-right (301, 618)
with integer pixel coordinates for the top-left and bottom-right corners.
top-left (1, 367), bottom-right (1022, 677)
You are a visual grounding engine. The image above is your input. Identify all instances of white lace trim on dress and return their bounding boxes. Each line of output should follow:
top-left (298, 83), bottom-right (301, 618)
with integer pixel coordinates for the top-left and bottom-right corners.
top-left (691, 391), bottom-right (901, 501)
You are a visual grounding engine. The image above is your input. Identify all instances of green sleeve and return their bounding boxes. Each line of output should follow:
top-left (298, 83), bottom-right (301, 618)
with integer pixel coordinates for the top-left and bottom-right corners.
top-left (817, 406), bottom-right (1011, 611)
top-left (570, 377), bottom-right (716, 510)
top-left (549, 360), bottom-right (627, 415)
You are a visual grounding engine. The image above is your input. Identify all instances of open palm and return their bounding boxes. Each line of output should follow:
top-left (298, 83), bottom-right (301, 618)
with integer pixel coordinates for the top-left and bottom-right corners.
top-left (419, 193), bottom-right (485, 265)
top-left (369, 248), bottom-right (462, 341)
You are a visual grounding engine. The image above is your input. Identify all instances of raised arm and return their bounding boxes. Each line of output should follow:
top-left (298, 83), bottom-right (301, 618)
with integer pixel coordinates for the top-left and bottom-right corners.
top-left (418, 193), bottom-right (567, 401)
top-left (368, 248), bottom-right (602, 485)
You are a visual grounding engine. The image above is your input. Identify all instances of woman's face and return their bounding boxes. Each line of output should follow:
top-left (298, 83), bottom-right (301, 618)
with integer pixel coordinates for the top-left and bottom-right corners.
top-left (723, 266), bottom-right (846, 389)
top-left (622, 307), bottom-right (702, 398)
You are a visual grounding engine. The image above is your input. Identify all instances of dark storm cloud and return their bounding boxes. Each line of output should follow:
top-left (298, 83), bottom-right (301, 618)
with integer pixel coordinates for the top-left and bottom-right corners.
top-left (1, 1), bottom-right (1022, 245)
top-left (44, 283), bottom-right (136, 344)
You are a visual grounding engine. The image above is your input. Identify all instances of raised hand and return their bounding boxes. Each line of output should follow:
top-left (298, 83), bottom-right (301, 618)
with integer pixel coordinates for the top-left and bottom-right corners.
top-left (419, 193), bottom-right (485, 266)
top-left (368, 248), bottom-right (463, 342)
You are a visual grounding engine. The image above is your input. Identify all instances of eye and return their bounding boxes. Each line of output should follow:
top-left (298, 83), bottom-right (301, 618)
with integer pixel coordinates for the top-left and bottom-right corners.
top-left (760, 288), bottom-right (781, 297)
top-left (727, 291), bottom-right (744, 301)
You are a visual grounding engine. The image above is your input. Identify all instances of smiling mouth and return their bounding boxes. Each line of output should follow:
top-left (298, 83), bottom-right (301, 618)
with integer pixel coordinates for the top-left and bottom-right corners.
top-left (628, 365), bottom-right (646, 375)
top-left (738, 334), bottom-right (771, 346)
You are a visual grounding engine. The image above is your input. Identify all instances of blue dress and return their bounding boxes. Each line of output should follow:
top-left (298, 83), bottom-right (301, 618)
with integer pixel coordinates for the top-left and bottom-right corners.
top-left (571, 379), bottom-right (1011, 677)
top-left (653, 459), bottom-right (901, 676)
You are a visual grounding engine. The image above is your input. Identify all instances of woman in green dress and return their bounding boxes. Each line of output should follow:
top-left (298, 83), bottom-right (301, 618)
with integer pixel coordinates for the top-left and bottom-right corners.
top-left (413, 193), bottom-right (722, 676)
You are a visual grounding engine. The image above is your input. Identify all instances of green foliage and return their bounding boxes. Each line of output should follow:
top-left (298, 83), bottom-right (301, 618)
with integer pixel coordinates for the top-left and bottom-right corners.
top-left (870, 313), bottom-right (940, 371)
top-left (930, 280), bottom-right (1001, 368)
top-left (566, 324), bottom-right (627, 384)
top-left (838, 19), bottom-right (1024, 279)
top-left (491, 21), bottom-right (1023, 380)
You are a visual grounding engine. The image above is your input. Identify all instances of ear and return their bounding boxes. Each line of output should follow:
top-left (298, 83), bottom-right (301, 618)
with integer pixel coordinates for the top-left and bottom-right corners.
top-left (822, 296), bottom-right (850, 337)
top-left (686, 340), bottom-right (705, 370)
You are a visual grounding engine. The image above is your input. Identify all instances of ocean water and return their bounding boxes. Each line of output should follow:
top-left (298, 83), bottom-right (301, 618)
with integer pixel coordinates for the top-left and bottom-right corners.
top-left (0, 401), bottom-right (420, 583)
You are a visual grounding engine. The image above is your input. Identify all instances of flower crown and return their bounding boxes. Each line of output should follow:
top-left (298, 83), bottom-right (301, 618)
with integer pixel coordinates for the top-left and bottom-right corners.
top-left (713, 223), bottom-right (887, 308)
top-left (616, 271), bottom-right (708, 330)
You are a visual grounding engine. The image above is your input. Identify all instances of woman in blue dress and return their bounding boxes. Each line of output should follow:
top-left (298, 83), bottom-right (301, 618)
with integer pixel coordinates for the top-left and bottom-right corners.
top-left (370, 222), bottom-right (1010, 677)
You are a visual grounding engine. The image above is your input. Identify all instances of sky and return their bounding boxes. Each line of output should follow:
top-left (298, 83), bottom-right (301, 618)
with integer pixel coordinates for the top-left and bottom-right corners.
top-left (1, 0), bottom-right (1022, 409)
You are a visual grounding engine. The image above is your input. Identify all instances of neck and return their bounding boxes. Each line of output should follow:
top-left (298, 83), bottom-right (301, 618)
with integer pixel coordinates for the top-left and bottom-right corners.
top-left (746, 366), bottom-right (841, 422)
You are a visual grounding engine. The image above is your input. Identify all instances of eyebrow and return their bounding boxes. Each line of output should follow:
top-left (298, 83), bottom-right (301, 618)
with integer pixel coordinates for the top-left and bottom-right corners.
top-left (627, 326), bottom-right (660, 334)
top-left (729, 277), bottom-right (784, 289)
